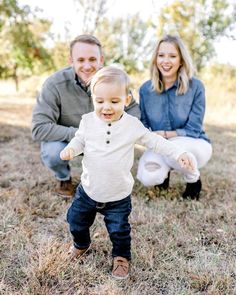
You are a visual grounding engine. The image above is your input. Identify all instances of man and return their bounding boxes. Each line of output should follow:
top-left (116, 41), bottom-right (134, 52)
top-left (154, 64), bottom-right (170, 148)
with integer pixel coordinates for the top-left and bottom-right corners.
top-left (31, 34), bottom-right (140, 198)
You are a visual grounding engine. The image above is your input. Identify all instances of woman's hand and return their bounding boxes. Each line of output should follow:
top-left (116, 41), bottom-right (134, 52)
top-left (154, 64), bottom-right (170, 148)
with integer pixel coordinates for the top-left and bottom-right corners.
top-left (154, 130), bottom-right (178, 139)
top-left (154, 130), bottom-right (166, 137)
top-left (60, 147), bottom-right (75, 160)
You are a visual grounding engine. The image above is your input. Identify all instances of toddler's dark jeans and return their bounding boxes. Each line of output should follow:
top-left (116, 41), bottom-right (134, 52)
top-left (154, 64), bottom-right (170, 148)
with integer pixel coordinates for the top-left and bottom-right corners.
top-left (67, 184), bottom-right (132, 260)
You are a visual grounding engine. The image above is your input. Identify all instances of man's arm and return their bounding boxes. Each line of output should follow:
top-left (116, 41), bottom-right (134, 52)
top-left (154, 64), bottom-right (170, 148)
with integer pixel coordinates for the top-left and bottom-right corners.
top-left (31, 81), bottom-right (77, 142)
top-left (124, 91), bottom-right (141, 119)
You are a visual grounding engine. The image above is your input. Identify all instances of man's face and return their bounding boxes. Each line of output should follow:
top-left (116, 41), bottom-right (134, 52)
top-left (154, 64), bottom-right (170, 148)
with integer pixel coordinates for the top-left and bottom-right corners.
top-left (70, 42), bottom-right (104, 84)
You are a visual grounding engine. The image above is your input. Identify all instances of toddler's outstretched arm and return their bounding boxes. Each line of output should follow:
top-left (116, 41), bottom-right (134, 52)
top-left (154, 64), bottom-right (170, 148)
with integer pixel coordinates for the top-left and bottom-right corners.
top-left (178, 152), bottom-right (195, 171)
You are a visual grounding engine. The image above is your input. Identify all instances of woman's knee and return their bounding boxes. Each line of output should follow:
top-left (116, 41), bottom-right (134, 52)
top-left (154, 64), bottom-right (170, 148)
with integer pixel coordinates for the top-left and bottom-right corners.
top-left (196, 143), bottom-right (213, 168)
top-left (137, 166), bottom-right (167, 187)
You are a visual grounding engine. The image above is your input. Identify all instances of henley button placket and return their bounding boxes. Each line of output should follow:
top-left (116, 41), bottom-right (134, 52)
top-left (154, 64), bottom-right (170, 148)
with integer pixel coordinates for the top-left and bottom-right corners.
top-left (106, 123), bottom-right (112, 144)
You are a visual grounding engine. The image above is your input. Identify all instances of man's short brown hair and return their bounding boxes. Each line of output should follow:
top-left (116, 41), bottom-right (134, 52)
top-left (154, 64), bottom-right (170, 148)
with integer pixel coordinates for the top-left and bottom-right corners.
top-left (70, 34), bottom-right (102, 56)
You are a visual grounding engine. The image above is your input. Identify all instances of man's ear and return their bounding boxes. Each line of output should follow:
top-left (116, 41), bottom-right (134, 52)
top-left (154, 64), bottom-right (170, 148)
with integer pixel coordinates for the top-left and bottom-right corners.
top-left (125, 94), bottom-right (132, 107)
top-left (68, 55), bottom-right (73, 65)
top-left (100, 55), bottom-right (105, 66)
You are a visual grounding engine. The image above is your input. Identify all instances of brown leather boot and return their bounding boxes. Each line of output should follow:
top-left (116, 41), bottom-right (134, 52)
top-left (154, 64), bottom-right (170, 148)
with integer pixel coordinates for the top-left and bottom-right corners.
top-left (69, 245), bottom-right (90, 260)
top-left (112, 256), bottom-right (130, 279)
top-left (55, 178), bottom-right (74, 198)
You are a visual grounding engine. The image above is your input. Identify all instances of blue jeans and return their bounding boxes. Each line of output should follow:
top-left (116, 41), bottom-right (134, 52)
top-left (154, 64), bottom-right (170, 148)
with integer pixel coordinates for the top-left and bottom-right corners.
top-left (67, 184), bottom-right (132, 260)
top-left (40, 141), bottom-right (71, 180)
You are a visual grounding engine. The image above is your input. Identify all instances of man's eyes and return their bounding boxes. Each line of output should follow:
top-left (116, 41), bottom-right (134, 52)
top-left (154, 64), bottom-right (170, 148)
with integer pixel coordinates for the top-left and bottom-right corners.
top-left (77, 58), bottom-right (97, 62)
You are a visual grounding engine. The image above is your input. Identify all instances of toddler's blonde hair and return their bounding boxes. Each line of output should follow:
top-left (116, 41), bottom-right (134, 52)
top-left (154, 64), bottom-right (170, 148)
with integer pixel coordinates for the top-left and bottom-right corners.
top-left (91, 66), bottom-right (130, 96)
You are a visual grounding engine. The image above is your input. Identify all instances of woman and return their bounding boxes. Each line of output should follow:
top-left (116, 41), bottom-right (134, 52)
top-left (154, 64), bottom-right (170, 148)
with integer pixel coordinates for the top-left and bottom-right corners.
top-left (137, 35), bottom-right (212, 200)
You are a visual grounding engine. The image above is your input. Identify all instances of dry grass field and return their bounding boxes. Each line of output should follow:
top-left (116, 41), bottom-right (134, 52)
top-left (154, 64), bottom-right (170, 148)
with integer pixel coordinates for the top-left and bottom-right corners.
top-left (0, 82), bottom-right (236, 294)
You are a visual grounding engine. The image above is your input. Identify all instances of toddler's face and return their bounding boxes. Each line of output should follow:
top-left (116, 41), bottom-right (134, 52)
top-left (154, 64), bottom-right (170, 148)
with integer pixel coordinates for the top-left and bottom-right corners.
top-left (93, 82), bottom-right (131, 123)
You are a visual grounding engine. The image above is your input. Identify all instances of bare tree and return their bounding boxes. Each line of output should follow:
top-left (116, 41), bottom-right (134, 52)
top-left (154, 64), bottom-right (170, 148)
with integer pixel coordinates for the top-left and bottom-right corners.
top-left (73, 0), bottom-right (113, 33)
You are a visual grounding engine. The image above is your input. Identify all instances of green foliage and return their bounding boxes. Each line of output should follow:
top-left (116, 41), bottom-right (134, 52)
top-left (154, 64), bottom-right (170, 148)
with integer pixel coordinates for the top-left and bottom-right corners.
top-left (95, 15), bottom-right (155, 74)
top-left (155, 0), bottom-right (236, 72)
top-left (50, 41), bottom-right (70, 70)
top-left (1, 0), bottom-right (236, 83)
top-left (0, 0), bottom-right (53, 89)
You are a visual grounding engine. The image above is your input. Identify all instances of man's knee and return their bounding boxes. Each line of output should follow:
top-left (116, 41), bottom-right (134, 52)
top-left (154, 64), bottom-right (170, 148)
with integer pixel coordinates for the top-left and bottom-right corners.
top-left (41, 142), bottom-right (66, 167)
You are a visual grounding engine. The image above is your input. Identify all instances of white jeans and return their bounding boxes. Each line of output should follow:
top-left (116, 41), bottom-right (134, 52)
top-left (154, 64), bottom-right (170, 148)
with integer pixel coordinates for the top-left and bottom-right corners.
top-left (137, 137), bottom-right (212, 186)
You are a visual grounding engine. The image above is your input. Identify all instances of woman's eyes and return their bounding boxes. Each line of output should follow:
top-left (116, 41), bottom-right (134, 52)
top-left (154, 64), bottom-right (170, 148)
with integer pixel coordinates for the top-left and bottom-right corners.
top-left (158, 55), bottom-right (177, 58)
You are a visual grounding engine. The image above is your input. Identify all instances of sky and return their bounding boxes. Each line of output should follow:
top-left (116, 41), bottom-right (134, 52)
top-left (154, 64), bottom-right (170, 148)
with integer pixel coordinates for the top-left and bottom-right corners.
top-left (19, 0), bottom-right (236, 66)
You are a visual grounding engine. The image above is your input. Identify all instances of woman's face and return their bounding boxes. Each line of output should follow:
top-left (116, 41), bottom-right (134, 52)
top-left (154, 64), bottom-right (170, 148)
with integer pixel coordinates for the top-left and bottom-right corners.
top-left (156, 41), bottom-right (181, 82)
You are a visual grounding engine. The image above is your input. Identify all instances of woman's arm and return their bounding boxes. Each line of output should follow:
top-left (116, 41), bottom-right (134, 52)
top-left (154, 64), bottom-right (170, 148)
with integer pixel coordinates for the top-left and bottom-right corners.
top-left (154, 130), bottom-right (177, 139)
top-left (139, 87), bottom-right (150, 128)
top-left (175, 80), bottom-right (206, 138)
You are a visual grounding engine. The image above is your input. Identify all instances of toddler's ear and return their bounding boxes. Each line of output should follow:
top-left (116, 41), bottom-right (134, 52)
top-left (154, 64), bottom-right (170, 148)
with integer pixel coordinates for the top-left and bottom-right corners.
top-left (125, 94), bottom-right (132, 106)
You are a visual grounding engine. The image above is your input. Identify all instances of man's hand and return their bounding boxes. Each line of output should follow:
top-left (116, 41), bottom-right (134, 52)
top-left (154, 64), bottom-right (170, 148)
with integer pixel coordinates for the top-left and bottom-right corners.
top-left (178, 152), bottom-right (195, 171)
top-left (60, 147), bottom-right (75, 160)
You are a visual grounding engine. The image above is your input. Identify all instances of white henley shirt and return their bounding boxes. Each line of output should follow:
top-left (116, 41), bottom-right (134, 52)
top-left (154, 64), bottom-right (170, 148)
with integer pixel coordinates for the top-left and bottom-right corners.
top-left (67, 112), bottom-right (185, 202)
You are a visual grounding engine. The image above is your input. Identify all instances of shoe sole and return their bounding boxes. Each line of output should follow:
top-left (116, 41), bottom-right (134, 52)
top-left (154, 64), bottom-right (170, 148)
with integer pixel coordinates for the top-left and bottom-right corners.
top-left (111, 273), bottom-right (129, 280)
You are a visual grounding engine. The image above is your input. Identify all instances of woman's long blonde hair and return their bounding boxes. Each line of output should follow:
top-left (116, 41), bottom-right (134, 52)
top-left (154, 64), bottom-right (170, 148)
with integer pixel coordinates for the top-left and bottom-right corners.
top-left (150, 35), bottom-right (194, 95)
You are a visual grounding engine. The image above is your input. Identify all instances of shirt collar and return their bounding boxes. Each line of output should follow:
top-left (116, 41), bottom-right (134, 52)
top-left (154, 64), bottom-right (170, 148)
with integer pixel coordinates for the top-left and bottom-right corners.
top-left (74, 72), bottom-right (91, 96)
top-left (162, 79), bottom-right (178, 93)
top-left (92, 112), bottom-right (127, 126)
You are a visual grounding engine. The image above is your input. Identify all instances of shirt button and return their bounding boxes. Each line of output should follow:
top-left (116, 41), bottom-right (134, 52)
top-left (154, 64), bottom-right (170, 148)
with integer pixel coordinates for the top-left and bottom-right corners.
top-left (106, 140), bottom-right (110, 144)
top-left (108, 123), bottom-right (111, 126)
top-left (107, 131), bottom-right (111, 135)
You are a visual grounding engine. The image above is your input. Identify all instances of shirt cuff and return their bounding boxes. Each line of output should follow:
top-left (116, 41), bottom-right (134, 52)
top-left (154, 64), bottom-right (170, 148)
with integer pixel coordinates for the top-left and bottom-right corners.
top-left (176, 128), bottom-right (186, 137)
top-left (68, 127), bottom-right (78, 141)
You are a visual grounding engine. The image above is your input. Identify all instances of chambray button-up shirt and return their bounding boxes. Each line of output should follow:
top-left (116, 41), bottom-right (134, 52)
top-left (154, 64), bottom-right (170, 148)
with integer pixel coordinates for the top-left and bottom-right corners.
top-left (139, 77), bottom-right (210, 142)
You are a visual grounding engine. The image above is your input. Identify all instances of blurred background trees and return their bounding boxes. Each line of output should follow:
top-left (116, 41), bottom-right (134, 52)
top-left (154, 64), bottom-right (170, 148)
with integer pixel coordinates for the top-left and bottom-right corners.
top-left (0, 0), bottom-right (236, 91)
top-left (156, 0), bottom-right (236, 72)
top-left (0, 0), bottom-right (53, 90)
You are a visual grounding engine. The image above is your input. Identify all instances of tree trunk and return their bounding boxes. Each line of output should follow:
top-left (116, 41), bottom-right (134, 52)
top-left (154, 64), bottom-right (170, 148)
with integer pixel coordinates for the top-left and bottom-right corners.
top-left (13, 64), bottom-right (19, 92)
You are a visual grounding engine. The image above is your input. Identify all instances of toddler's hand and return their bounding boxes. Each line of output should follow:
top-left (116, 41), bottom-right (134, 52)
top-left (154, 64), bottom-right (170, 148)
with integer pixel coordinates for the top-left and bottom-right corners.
top-left (60, 147), bottom-right (75, 160)
top-left (178, 152), bottom-right (194, 171)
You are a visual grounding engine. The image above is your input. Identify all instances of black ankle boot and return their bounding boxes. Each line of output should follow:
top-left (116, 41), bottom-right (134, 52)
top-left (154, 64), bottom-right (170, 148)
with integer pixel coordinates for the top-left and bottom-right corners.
top-left (182, 179), bottom-right (202, 200)
top-left (155, 171), bottom-right (170, 190)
